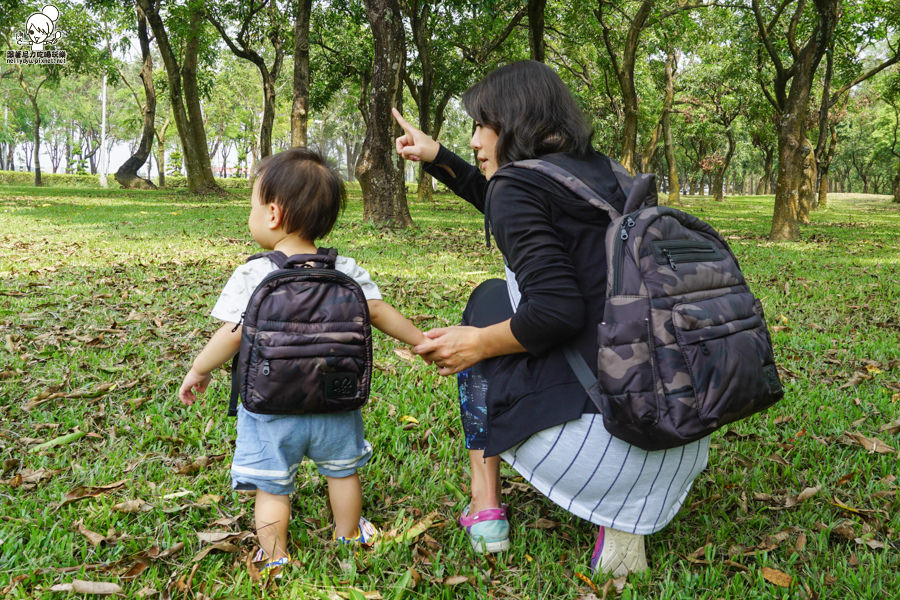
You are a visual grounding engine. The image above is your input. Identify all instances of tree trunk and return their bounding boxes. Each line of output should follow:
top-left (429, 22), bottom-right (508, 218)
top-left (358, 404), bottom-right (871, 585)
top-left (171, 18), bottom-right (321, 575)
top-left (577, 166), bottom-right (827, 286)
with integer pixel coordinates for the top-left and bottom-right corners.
top-left (892, 165), bottom-right (900, 203)
top-left (358, 0), bottom-right (412, 228)
top-left (770, 124), bottom-right (805, 240)
top-left (797, 140), bottom-right (816, 223)
top-left (528, 0), bottom-right (547, 62)
top-left (31, 108), bottom-right (41, 186)
top-left (155, 119), bottom-right (168, 188)
top-left (760, 0), bottom-right (839, 240)
top-left (662, 48), bottom-right (679, 204)
top-left (291, 0), bottom-right (312, 148)
top-left (140, 0), bottom-right (221, 195)
top-left (596, 0), bottom-right (654, 175)
top-left (207, 4), bottom-right (284, 160)
top-left (115, 7), bottom-right (157, 190)
top-left (712, 131), bottom-right (735, 202)
top-left (816, 122), bottom-right (836, 208)
top-left (757, 144), bottom-right (774, 195)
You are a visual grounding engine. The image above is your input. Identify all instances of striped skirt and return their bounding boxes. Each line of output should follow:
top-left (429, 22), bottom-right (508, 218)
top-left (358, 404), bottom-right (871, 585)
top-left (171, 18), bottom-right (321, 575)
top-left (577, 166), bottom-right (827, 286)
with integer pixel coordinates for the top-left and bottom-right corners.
top-left (502, 414), bottom-right (709, 534)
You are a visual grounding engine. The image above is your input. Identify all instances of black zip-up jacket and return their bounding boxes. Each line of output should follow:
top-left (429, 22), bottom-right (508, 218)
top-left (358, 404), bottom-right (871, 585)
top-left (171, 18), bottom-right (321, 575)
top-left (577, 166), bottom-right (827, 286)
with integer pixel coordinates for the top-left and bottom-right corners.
top-left (425, 145), bottom-right (627, 455)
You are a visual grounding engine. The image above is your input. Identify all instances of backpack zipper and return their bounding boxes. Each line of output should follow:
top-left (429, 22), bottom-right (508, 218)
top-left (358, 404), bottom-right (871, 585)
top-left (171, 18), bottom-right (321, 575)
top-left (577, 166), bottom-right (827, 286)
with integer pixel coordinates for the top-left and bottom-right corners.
top-left (612, 214), bottom-right (637, 295)
top-left (651, 240), bottom-right (723, 270)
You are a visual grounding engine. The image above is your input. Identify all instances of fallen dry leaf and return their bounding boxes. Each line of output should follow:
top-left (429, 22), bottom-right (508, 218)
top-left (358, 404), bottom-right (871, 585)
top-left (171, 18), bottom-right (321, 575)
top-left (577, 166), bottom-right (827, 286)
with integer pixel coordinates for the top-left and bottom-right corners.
top-left (845, 432), bottom-right (895, 454)
top-left (197, 531), bottom-right (236, 544)
top-left (761, 566), bottom-right (792, 587)
top-left (575, 571), bottom-right (599, 594)
top-left (768, 453), bottom-right (791, 466)
top-left (23, 382), bottom-right (117, 411)
top-left (880, 418), bottom-right (900, 435)
top-left (49, 579), bottom-right (124, 595)
top-left (830, 497), bottom-right (870, 516)
top-left (532, 517), bottom-right (562, 529)
top-left (1, 575), bottom-right (28, 595)
top-left (443, 575), bottom-right (471, 586)
top-left (61, 479), bottom-right (127, 506)
top-left (797, 485), bottom-right (822, 502)
top-left (192, 531), bottom-right (254, 562)
top-left (74, 521), bottom-right (112, 547)
top-left (113, 499), bottom-right (152, 513)
top-left (393, 347), bottom-right (417, 362)
top-left (174, 454), bottom-right (226, 476)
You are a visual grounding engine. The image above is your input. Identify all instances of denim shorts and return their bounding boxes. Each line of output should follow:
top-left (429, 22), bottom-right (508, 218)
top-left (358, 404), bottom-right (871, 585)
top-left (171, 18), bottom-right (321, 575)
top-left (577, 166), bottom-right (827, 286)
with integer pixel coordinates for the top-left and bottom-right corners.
top-left (231, 404), bottom-right (372, 495)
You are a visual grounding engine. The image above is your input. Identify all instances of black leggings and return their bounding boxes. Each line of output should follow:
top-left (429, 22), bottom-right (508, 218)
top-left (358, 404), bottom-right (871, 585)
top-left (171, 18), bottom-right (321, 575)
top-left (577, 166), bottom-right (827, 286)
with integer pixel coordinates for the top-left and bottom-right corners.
top-left (457, 279), bottom-right (513, 450)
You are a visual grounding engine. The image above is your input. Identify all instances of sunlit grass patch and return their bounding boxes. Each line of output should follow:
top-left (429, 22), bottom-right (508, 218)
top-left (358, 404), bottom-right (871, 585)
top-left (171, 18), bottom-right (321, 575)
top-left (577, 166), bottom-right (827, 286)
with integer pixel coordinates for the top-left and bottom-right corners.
top-left (1, 186), bottom-right (898, 598)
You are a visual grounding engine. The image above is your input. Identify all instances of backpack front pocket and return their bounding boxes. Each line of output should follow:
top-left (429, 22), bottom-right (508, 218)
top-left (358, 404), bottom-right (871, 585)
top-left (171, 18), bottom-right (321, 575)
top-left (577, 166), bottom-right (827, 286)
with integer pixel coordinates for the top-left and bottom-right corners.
top-left (673, 293), bottom-right (779, 428)
top-left (246, 330), bottom-right (368, 414)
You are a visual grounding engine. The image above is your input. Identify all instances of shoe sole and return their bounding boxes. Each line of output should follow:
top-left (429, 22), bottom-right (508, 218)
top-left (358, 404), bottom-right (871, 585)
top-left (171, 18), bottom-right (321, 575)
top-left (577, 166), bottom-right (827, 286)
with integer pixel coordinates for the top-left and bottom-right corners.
top-left (470, 537), bottom-right (510, 553)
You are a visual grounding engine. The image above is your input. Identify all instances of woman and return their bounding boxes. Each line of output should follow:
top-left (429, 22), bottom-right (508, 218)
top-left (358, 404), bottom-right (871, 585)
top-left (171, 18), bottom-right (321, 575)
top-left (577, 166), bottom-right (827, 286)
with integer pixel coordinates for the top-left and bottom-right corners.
top-left (393, 61), bottom-right (710, 576)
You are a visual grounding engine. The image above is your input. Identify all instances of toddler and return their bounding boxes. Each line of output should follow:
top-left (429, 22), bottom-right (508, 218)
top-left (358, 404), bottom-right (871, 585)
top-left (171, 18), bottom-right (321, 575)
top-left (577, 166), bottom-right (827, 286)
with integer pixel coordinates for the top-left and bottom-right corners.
top-left (178, 148), bottom-right (425, 577)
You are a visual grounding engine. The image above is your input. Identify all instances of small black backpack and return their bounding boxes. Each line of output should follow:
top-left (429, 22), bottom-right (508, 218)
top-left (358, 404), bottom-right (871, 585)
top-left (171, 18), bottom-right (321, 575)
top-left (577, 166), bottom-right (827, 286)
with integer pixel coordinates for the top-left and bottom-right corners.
top-left (489, 159), bottom-right (783, 451)
top-left (228, 248), bottom-right (372, 416)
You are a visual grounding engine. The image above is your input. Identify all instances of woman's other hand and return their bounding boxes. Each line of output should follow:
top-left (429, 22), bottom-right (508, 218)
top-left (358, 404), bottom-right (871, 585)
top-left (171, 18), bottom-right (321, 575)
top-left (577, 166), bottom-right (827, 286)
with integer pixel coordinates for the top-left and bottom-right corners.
top-left (414, 326), bottom-right (484, 376)
top-left (392, 108), bottom-right (440, 162)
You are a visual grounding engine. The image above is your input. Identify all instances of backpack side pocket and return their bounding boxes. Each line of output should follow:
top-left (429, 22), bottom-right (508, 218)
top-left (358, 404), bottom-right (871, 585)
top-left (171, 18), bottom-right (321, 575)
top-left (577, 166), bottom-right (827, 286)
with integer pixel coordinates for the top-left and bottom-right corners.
top-left (597, 297), bottom-right (660, 427)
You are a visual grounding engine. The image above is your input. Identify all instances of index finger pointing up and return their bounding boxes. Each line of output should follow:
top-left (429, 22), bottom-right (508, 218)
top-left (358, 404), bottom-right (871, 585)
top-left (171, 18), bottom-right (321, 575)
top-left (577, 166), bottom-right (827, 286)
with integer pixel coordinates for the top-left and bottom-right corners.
top-left (391, 107), bottom-right (415, 134)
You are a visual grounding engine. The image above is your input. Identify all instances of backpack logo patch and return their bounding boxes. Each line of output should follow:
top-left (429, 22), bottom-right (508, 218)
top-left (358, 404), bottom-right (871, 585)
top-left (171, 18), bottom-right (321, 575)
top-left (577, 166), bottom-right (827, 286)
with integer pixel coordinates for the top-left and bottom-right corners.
top-left (324, 372), bottom-right (358, 399)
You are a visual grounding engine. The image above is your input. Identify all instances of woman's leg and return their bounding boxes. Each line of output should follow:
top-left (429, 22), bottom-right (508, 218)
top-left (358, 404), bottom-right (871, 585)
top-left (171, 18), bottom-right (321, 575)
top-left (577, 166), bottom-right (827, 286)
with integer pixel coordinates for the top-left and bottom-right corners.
top-left (456, 279), bottom-right (512, 552)
top-left (458, 278), bottom-right (512, 512)
top-left (468, 451), bottom-right (501, 514)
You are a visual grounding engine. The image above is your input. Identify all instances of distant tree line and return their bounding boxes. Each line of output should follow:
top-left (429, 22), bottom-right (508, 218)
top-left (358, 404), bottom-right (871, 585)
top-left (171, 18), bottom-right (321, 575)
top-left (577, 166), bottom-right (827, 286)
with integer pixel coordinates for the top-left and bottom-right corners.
top-left (1, 0), bottom-right (898, 240)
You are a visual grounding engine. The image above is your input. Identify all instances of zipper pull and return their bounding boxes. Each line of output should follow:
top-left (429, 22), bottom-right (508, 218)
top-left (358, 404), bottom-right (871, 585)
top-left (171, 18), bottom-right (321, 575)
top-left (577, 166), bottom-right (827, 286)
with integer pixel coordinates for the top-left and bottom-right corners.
top-left (231, 312), bottom-right (245, 333)
top-left (626, 217), bottom-right (636, 228)
top-left (699, 341), bottom-right (710, 356)
top-left (620, 224), bottom-right (629, 240)
top-left (262, 360), bottom-right (270, 376)
top-left (663, 249), bottom-right (678, 271)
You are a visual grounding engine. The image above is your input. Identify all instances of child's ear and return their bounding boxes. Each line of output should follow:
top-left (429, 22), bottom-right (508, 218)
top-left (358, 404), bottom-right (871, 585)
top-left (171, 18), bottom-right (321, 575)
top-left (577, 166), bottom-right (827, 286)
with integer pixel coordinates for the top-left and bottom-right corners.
top-left (267, 202), bottom-right (283, 229)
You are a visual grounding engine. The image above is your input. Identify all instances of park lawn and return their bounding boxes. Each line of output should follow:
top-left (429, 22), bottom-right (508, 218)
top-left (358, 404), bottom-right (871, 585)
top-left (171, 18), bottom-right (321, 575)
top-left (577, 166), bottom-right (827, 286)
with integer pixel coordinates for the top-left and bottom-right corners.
top-left (0, 184), bottom-right (898, 599)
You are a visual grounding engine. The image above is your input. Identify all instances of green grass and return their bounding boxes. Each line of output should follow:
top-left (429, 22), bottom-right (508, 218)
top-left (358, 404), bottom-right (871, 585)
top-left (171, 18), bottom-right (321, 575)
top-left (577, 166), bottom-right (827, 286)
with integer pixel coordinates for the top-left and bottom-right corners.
top-left (1, 184), bottom-right (898, 599)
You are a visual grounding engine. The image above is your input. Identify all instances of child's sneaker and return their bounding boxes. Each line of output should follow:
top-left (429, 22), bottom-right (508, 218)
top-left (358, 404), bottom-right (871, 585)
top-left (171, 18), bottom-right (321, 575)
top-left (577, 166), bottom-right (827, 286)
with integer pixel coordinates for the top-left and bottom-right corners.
top-left (333, 516), bottom-right (379, 547)
top-left (589, 526), bottom-right (648, 577)
top-left (459, 504), bottom-right (509, 553)
top-left (253, 548), bottom-right (291, 580)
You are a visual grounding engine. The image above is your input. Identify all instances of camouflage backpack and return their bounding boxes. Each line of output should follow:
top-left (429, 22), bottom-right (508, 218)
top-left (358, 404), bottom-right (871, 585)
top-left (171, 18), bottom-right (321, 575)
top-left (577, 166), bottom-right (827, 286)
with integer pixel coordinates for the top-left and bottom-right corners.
top-left (499, 159), bottom-right (784, 451)
top-left (227, 248), bottom-right (372, 416)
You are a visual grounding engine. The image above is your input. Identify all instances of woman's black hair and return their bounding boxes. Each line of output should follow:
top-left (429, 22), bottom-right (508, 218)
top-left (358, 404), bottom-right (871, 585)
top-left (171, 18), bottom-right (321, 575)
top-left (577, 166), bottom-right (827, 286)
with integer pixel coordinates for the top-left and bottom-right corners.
top-left (461, 60), bottom-right (593, 166)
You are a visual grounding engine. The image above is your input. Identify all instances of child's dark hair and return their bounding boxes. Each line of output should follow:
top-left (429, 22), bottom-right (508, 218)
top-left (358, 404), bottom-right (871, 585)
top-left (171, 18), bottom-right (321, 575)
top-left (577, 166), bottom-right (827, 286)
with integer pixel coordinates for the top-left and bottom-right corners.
top-left (253, 148), bottom-right (346, 241)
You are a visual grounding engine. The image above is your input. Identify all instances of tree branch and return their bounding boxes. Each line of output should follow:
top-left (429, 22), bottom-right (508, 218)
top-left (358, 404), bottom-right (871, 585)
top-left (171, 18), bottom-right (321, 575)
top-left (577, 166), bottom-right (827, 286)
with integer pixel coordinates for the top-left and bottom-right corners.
top-left (751, 0), bottom-right (786, 78)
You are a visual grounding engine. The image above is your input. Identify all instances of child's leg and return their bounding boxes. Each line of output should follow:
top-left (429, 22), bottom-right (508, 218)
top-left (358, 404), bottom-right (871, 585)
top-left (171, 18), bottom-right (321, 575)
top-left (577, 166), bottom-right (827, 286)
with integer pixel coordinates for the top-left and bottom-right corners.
top-left (255, 490), bottom-right (291, 560)
top-left (325, 473), bottom-right (362, 539)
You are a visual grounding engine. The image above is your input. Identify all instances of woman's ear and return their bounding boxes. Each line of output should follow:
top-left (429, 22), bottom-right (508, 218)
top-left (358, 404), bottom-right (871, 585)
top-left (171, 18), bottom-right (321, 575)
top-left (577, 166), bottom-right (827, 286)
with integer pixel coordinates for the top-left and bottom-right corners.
top-left (267, 202), bottom-right (283, 229)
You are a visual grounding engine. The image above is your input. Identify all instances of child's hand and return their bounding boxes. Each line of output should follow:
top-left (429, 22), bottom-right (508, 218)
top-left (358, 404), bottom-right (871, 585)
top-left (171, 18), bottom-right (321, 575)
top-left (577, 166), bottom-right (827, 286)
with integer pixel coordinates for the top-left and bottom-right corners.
top-left (179, 368), bottom-right (211, 405)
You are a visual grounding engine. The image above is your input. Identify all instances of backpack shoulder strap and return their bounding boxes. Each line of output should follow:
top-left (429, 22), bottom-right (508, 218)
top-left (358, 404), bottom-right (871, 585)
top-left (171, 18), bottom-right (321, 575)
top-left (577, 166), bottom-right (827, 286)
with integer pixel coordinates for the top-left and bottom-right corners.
top-left (501, 159), bottom-right (624, 221)
top-left (282, 249), bottom-right (337, 270)
top-left (608, 157), bottom-right (634, 200)
top-left (623, 173), bottom-right (658, 214)
top-left (228, 356), bottom-right (240, 417)
top-left (247, 250), bottom-right (289, 269)
top-left (484, 158), bottom-right (628, 246)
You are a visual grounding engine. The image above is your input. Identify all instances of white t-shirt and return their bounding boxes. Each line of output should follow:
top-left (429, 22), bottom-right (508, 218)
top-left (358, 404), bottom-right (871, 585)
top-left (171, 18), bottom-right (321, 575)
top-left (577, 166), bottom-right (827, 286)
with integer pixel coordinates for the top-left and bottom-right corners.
top-left (210, 255), bottom-right (382, 323)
